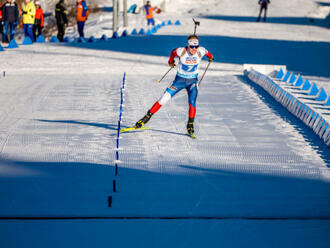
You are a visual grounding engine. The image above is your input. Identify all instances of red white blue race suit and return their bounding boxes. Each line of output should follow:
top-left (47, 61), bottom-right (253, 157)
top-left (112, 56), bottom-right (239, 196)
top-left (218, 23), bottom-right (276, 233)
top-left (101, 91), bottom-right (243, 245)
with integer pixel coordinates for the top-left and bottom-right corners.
top-left (149, 46), bottom-right (213, 119)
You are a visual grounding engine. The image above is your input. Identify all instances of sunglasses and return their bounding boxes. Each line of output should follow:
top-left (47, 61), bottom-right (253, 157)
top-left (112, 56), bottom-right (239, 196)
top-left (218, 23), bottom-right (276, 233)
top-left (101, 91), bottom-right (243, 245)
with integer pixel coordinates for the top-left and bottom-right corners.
top-left (189, 45), bottom-right (199, 49)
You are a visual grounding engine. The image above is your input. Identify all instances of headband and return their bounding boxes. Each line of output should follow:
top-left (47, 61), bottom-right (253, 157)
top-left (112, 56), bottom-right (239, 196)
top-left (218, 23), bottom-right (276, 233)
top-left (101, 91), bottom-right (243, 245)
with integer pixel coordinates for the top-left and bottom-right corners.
top-left (188, 39), bottom-right (199, 46)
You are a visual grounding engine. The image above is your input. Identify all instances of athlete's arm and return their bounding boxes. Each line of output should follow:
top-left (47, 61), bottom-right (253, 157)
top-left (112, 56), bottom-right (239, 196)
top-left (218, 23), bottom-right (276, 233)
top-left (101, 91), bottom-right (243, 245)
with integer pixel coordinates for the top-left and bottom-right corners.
top-left (205, 51), bottom-right (214, 61)
top-left (168, 48), bottom-right (179, 67)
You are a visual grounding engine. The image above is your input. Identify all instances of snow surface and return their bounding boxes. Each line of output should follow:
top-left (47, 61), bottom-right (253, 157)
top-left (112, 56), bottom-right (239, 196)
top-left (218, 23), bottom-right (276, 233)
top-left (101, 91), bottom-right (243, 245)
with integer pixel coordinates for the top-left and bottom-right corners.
top-left (0, 0), bottom-right (329, 247)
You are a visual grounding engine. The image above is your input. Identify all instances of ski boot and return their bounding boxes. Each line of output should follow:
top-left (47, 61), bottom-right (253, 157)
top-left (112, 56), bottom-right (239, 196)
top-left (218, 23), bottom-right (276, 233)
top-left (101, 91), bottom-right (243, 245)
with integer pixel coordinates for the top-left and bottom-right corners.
top-left (135, 111), bottom-right (153, 128)
top-left (187, 118), bottom-right (195, 138)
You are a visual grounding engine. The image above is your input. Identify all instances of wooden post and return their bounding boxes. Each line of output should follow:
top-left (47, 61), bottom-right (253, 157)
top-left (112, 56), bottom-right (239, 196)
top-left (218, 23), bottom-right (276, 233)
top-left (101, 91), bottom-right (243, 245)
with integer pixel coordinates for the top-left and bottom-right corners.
top-left (123, 0), bottom-right (128, 27)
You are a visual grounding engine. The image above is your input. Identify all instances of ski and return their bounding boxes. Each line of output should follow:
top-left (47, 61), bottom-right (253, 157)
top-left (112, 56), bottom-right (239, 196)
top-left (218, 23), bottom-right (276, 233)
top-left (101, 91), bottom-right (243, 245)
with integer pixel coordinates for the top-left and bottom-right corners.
top-left (120, 126), bottom-right (150, 133)
top-left (187, 133), bottom-right (196, 139)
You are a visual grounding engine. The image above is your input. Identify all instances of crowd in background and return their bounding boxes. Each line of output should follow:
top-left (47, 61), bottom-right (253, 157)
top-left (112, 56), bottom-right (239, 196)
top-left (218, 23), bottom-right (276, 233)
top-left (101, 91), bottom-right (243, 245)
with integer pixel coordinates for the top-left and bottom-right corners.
top-left (0, 0), bottom-right (44, 44)
top-left (0, 0), bottom-right (89, 44)
top-left (0, 0), bottom-right (166, 45)
top-left (0, 0), bottom-right (271, 45)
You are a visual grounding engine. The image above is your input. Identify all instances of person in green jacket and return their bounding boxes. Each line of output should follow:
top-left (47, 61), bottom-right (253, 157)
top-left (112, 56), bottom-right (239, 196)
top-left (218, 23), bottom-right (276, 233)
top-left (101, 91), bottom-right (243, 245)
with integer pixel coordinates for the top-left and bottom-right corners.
top-left (22, 0), bottom-right (36, 41)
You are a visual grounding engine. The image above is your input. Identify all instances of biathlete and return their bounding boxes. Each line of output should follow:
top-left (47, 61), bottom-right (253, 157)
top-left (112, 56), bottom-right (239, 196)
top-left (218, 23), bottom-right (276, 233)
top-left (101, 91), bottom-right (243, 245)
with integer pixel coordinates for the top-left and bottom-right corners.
top-left (134, 34), bottom-right (214, 136)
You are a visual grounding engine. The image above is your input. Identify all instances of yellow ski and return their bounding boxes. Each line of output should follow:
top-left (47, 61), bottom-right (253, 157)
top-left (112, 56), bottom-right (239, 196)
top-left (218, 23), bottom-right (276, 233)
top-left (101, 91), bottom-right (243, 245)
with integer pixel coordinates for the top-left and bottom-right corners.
top-left (187, 133), bottom-right (197, 139)
top-left (120, 126), bottom-right (150, 133)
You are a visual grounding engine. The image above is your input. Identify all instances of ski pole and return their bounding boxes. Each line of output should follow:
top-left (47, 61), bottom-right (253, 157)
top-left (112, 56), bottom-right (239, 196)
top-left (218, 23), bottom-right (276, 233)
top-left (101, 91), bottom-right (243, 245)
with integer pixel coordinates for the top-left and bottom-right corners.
top-left (157, 66), bottom-right (174, 83)
top-left (192, 18), bottom-right (200, 35)
top-left (197, 60), bottom-right (212, 88)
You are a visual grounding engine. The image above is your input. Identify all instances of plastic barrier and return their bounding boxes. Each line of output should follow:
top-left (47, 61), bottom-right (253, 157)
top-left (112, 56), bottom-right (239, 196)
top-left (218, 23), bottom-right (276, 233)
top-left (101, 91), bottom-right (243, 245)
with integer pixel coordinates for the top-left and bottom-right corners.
top-left (294, 75), bottom-right (303, 87)
top-left (100, 34), bottom-right (108, 41)
top-left (282, 71), bottom-right (291, 82)
top-left (301, 79), bottom-right (311, 91)
top-left (88, 36), bottom-right (96, 42)
top-left (77, 37), bottom-right (86, 43)
top-left (308, 83), bottom-right (319, 96)
top-left (288, 73), bottom-right (296, 84)
top-left (175, 20), bottom-right (181, 25)
top-left (275, 68), bottom-right (284, 79)
top-left (245, 69), bottom-right (330, 146)
top-left (122, 30), bottom-right (128, 37)
top-left (316, 88), bottom-right (327, 101)
top-left (146, 29), bottom-right (152, 35)
top-left (63, 37), bottom-right (71, 42)
top-left (8, 40), bottom-right (18, 48)
top-left (112, 32), bottom-right (119, 39)
top-left (36, 35), bottom-right (45, 43)
top-left (50, 36), bottom-right (59, 43)
top-left (22, 37), bottom-right (33, 45)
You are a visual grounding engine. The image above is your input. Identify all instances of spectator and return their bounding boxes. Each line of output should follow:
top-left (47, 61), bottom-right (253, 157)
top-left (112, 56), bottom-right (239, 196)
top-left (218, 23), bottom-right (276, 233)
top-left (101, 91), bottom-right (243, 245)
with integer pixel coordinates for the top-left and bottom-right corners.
top-left (76, 0), bottom-right (89, 38)
top-left (55, 0), bottom-right (67, 42)
top-left (144, 1), bottom-right (158, 26)
top-left (33, 1), bottom-right (43, 39)
top-left (257, 0), bottom-right (270, 22)
top-left (22, 0), bottom-right (35, 41)
top-left (0, 2), bottom-right (3, 43)
top-left (2, 0), bottom-right (20, 44)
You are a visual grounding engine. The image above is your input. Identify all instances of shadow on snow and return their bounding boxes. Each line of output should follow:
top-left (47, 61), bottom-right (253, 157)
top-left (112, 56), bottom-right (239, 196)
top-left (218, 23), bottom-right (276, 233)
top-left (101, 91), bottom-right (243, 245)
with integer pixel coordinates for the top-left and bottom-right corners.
top-left (64, 34), bottom-right (330, 77)
top-left (0, 155), bottom-right (329, 218)
top-left (201, 14), bottom-right (330, 29)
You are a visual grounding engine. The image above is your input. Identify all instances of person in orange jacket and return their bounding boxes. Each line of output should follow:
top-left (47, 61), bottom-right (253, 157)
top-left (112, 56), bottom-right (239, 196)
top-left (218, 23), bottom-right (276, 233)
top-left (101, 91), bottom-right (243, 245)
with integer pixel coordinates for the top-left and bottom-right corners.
top-left (0, 2), bottom-right (3, 42)
top-left (144, 0), bottom-right (158, 26)
top-left (33, 1), bottom-right (44, 39)
top-left (76, 0), bottom-right (88, 38)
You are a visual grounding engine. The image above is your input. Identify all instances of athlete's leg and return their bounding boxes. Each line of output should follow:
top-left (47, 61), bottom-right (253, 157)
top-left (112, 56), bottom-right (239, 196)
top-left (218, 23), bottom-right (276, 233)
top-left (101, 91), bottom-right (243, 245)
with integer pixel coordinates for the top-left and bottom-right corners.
top-left (186, 80), bottom-right (198, 134)
top-left (186, 81), bottom-right (198, 119)
top-left (257, 6), bottom-right (262, 22)
top-left (149, 76), bottom-right (186, 114)
top-left (135, 76), bottom-right (186, 127)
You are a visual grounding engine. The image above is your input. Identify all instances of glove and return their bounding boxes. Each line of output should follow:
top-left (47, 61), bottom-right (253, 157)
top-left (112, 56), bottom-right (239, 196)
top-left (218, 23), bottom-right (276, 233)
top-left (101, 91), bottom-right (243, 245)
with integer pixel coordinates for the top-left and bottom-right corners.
top-left (208, 56), bottom-right (214, 62)
top-left (168, 62), bottom-right (175, 68)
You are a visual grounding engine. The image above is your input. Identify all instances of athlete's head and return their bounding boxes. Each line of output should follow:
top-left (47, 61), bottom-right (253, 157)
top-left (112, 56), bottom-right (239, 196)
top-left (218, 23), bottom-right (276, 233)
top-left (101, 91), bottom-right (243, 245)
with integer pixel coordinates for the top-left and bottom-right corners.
top-left (187, 35), bottom-right (199, 55)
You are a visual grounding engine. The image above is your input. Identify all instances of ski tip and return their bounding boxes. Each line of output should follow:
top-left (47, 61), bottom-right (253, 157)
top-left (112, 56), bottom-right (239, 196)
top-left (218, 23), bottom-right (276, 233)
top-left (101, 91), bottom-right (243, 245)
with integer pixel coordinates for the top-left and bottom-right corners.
top-left (187, 133), bottom-right (197, 139)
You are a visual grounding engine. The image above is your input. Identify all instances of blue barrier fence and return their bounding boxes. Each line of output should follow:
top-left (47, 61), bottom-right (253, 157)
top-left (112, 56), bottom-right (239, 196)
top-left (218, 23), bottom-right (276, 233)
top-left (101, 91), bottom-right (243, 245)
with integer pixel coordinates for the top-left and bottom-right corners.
top-left (0, 19), bottom-right (181, 51)
top-left (276, 69), bottom-right (329, 105)
top-left (245, 69), bottom-right (330, 146)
